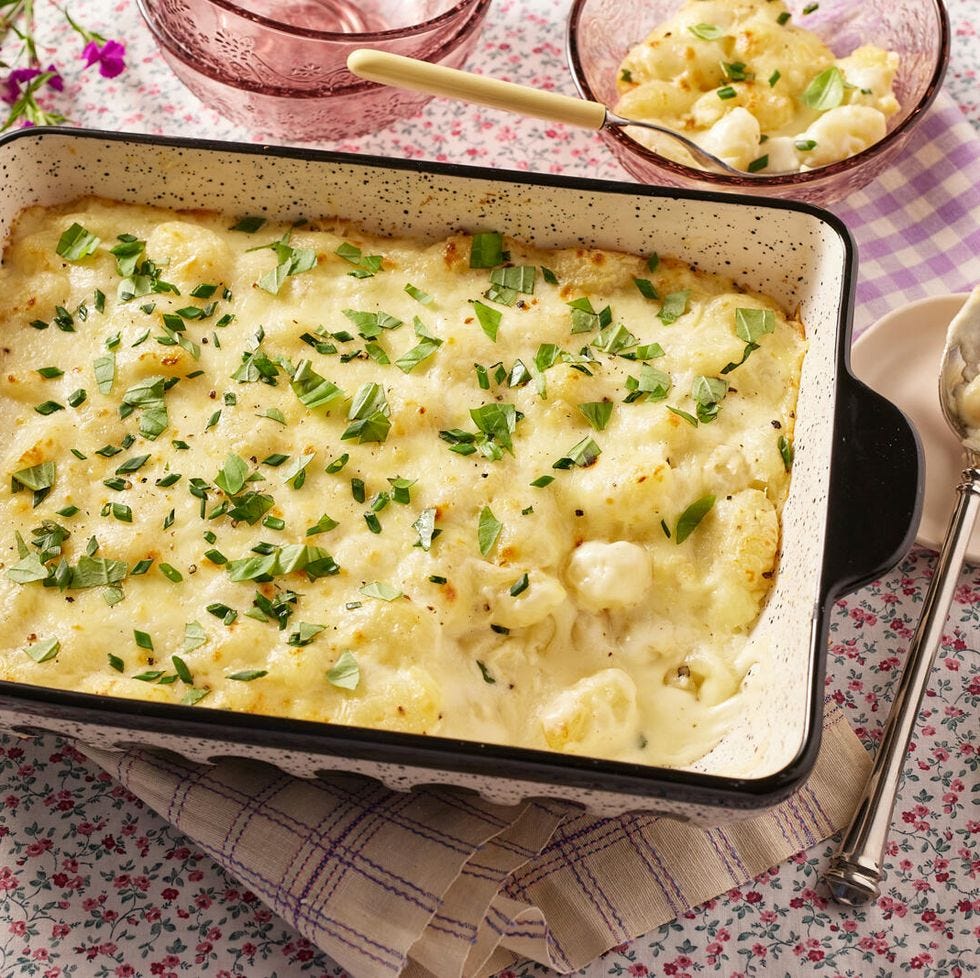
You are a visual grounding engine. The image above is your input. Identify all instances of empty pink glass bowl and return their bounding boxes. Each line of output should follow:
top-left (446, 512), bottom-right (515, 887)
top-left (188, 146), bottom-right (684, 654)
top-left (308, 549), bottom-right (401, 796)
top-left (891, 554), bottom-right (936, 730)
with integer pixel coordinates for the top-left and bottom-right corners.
top-left (137, 0), bottom-right (492, 141)
top-left (567, 0), bottom-right (949, 204)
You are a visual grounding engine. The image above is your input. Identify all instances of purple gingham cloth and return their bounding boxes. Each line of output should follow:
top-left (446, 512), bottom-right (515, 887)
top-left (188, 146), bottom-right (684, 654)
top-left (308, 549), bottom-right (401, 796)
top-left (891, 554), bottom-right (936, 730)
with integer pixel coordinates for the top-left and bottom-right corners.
top-left (837, 93), bottom-right (980, 333)
top-left (82, 701), bottom-right (870, 978)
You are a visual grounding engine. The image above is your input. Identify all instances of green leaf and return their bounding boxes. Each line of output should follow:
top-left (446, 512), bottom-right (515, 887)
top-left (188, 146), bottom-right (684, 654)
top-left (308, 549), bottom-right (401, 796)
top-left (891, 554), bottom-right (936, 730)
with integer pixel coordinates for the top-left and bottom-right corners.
top-left (490, 265), bottom-right (536, 294)
top-left (134, 629), bottom-right (154, 651)
top-left (335, 242), bottom-right (383, 278)
top-left (70, 556), bottom-right (128, 588)
top-left (326, 650), bottom-right (360, 690)
top-left (658, 290), bottom-right (690, 325)
top-left (688, 22), bottom-right (724, 40)
top-left (171, 655), bottom-right (193, 684)
top-left (577, 401), bottom-right (613, 431)
top-left (228, 669), bottom-right (268, 681)
top-left (634, 277), bottom-right (659, 300)
top-left (801, 66), bottom-right (845, 110)
top-left (624, 364), bottom-right (672, 402)
top-left (470, 403), bottom-right (519, 455)
top-left (567, 297), bottom-right (612, 334)
top-left (56, 223), bottom-right (100, 260)
top-left (667, 405), bottom-right (699, 427)
top-left (478, 506), bottom-right (503, 557)
top-left (413, 507), bottom-right (437, 551)
top-left (12, 461), bottom-right (55, 492)
top-left (735, 307), bottom-right (776, 343)
top-left (306, 513), bottom-right (339, 536)
top-left (404, 283), bottom-right (434, 305)
top-left (394, 336), bottom-right (442, 373)
top-left (281, 452), bottom-right (315, 487)
top-left (6, 553), bottom-right (50, 584)
top-left (215, 453), bottom-right (248, 495)
top-left (552, 436), bottom-right (601, 470)
top-left (342, 383), bottom-right (390, 444)
top-left (36, 366), bottom-right (63, 379)
top-left (360, 581), bottom-right (402, 601)
top-left (115, 454), bottom-right (150, 474)
top-left (778, 434), bottom-right (794, 470)
top-left (509, 573), bottom-right (530, 597)
top-left (258, 242), bottom-right (317, 294)
top-left (108, 653), bottom-right (124, 673)
top-left (287, 622), bottom-right (325, 647)
top-left (469, 232), bottom-right (504, 269)
top-left (230, 216), bottom-right (266, 233)
top-left (691, 375), bottom-right (728, 423)
top-left (470, 300), bottom-right (501, 341)
top-left (184, 621), bottom-right (207, 652)
top-left (181, 688), bottom-right (210, 705)
top-left (24, 637), bottom-right (60, 663)
top-left (291, 360), bottom-right (345, 411)
top-left (530, 475), bottom-right (554, 487)
top-left (675, 495), bottom-right (716, 544)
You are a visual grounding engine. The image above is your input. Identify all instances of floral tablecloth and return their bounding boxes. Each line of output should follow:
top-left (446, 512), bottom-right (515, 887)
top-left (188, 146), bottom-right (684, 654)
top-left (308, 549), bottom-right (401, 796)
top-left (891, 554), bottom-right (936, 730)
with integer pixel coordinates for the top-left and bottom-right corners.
top-left (1, 1), bottom-right (979, 976)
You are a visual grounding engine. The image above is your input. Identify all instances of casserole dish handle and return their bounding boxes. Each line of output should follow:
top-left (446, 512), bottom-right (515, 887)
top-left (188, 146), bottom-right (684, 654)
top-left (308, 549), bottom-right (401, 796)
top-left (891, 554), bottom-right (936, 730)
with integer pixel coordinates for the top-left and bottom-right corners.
top-left (822, 372), bottom-right (923, 599)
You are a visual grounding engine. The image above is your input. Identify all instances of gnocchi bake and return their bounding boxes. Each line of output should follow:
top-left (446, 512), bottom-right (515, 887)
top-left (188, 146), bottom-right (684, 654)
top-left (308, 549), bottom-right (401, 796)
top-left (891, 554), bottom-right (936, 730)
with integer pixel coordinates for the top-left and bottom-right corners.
top-left (615, 0), bottom-right (900, 173)
top-left (0, 199), bottom-right (805, 767)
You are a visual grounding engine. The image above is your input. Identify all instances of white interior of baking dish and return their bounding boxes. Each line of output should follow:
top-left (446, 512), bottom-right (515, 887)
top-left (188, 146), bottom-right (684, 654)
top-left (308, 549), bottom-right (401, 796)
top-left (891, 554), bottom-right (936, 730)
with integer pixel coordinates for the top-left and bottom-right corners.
top-left (0, 131), bottom-right (846, 788)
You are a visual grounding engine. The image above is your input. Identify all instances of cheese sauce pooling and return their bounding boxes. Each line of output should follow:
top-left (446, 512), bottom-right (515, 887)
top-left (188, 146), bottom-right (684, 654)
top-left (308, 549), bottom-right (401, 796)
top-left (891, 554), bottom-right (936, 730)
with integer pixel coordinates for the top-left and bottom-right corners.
top-left (615, 0), bottom-right (900, 174)
top-left (0, 199), bottom-right (805, 767)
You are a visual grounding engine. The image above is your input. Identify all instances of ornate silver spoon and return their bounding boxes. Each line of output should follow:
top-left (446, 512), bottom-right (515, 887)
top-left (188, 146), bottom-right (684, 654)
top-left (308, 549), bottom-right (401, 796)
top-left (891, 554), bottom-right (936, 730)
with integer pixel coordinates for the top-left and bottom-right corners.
top-left (823, 287), bottom-right (980, 905)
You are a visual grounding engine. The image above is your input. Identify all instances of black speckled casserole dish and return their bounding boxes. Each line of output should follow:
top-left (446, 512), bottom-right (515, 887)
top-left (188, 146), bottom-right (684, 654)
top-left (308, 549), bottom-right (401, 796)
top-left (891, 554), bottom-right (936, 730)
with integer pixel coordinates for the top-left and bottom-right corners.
top-left (0, 128), bottom-right (921, 821)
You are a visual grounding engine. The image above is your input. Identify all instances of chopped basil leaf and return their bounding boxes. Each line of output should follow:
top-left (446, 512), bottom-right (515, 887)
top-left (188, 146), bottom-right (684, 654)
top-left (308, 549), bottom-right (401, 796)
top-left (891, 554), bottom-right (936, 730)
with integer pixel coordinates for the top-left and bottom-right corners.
top-left (36, 366), bottom-right (63, 379)
top-left (658, 290), bottom-right (690, 325)
top-left (530, 475), bottom-right (554, 488)
top-left (108, 653), bottom-right (124, 672)
top-left (215, 452), bottom-right (249, 496)
top-left (56, 223), bottom-right (100, 260)
top-left (634, 277), bottom-right (659, 300)
top-left (667, 405), bottom-right (699, 427)
top-left (6, 553), bottom-right (50, 584)
top-left (541, 266), bottom-right (559, 285)
top-left (115, 454), bottom-right (150, 475)
top-left (404, 282), bottom-right (434, 305)
top-left (306, 513), bottom-right (339, 536)
top-left (171, 655), bottom-right (193, 684)
top-left (577, 401), bottom-right (613, 431)
top-left (688, 22), bottom-right (724, 40)
top-left (490, 265), bottom-right (536, 295)
top-left (335, 242), bottom-right (383, 278)
top-left (67, 388), bottom-right (87, 408)
top-left (134, 630), bottom-right (154, 651)
top-left (413, 507), bottom-right (437, 551)
top-left (360, 581), bottom-right (402, 601)
top-left (478, 506), bottom-right (502, 557)
top-left (675, 495), bottom-right (716, 544)
top-left (477, 660), bottom-right (496, 684)
top-left (257, 238), bottom-right (317, 294)
top-left (395, 335), bottom-right (442, 373)
top-left (568, 297), bottom-right (612, 334)
top-left (230, 216), bottom-right (266, 233)
top-left (802, 66), bottom-right (844, 110)
top-left (342, 383), bottom-right (390, 444)
top-left (287, 622), bottom-right (325, 648)
top-left (326, 650), bottom-right (360, 690)
top-left (159, 563), bottom-right (183, 583)
top-left (155, 472), bottom-right (181, 488)
top-left (12, 461), bottom-right (55, 492)
top-left (469, 232), bottom-right (504, 269)
top-left (692, 375), bottom-right (728, 423)
top-left (181, 688), bottom-right (210, 705)
top-left (470, 300), bottom-right (501, 341)
top-left (325, 453), bottom-right (349, 474)
top-left (552, 436), bottom-right (601, 470)
top-left (184, 621), bottom-right (207, 652)
top-left (228, 669), bottom-right (267, 681)
top-left (24, 637), bottom-right (60, 662)
top-left (778, 434), bottom-right (794, 470)
top-left (281, 452), bottom-right (315, 488)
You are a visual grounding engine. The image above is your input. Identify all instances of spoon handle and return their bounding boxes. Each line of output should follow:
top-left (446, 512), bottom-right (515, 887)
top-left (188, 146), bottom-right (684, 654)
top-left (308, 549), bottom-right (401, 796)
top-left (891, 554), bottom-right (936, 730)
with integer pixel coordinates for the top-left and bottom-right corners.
top-left (823, 465), bottom-right (980, 905)
top-left (347, 49), bottom-right (607, 131)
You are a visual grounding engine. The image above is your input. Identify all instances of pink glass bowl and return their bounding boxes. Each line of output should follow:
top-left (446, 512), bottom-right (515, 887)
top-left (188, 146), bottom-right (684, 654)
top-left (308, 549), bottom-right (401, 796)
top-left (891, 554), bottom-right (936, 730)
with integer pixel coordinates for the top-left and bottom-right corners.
top-left (567, 0), bottom-right (949, 204)
top-left (137, 0), bottom-right (492, 141)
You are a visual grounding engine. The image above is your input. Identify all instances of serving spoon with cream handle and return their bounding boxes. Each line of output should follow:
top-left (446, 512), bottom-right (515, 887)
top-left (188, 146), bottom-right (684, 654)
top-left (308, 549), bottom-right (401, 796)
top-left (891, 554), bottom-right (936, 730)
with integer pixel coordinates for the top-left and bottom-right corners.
top-left (823, 287), bottom-right (980, 905)
top-left (346, 49), bottom-right (769, 178)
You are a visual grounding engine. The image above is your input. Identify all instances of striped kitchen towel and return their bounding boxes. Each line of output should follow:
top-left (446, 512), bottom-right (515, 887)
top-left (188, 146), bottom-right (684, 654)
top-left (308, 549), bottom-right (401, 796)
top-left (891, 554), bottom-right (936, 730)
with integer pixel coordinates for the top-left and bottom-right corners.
top-left (82, 698), bottom-right (868, 978)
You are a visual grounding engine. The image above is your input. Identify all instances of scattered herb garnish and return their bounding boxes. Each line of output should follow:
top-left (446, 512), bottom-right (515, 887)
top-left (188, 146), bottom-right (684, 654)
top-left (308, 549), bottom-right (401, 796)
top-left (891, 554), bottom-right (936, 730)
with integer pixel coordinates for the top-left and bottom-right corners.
top-left (675, 495), bottom-right (716, 544)
top-left (801, 66), bottom-right (845, 111)
top-left (477, 506), bottom-right (503, 557)
top-left (326, 650), bottom-right (360, 690)
top-left (56, 223), bottom-right (100, 261)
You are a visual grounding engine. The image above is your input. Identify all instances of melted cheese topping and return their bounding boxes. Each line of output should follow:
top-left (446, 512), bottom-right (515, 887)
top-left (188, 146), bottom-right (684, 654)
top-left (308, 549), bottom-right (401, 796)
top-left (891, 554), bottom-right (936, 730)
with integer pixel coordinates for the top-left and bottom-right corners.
top-left (615, 0), bottom-right (900, 174)
top-left (0, 198), bottom-right (805, 767)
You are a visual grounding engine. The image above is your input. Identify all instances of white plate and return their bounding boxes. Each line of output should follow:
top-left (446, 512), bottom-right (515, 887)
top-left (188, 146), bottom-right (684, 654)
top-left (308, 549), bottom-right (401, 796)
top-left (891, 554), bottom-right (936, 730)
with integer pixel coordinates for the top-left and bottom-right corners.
top-left (851, 293), bottom-right (979, 564)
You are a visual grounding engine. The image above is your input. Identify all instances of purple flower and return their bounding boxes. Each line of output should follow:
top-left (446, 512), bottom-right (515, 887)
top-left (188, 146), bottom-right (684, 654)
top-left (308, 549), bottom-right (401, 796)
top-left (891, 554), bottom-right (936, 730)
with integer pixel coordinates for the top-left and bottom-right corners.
top-left (1, 65), bottom-right (64, 105)
top-left (81, 39), bottom-right (126, 79)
